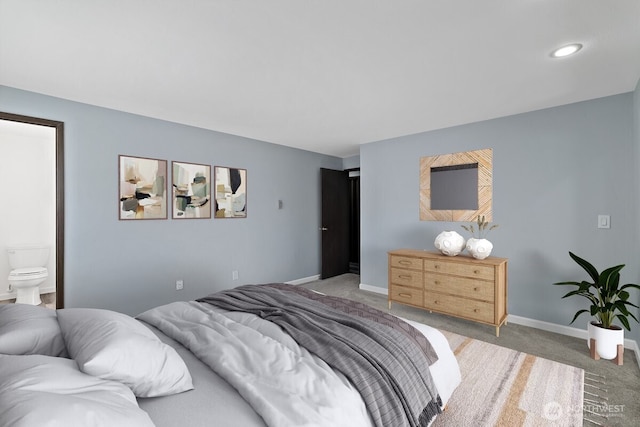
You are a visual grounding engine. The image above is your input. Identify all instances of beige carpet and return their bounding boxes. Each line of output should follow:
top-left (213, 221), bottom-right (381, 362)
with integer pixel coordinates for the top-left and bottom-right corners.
top-left (302, 274), bottom-right (640, 425)
top-left (433, 330), bottom-right (584, 427)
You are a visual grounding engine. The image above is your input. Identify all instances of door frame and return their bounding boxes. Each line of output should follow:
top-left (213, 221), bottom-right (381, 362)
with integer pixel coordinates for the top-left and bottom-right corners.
top-left (0, 112), bottom-right (65, 308)
top-left (347, 168), bottom-right (360, 273)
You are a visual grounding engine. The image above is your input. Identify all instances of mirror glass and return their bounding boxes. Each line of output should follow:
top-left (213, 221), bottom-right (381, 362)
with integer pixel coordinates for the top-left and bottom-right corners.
top-left (430, 164), bottom-right (478, 210)
top-left (420, 148), bottom-right (492, 222)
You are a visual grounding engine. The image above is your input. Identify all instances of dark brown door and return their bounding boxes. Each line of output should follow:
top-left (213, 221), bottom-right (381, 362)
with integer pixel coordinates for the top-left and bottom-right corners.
top-left (321, 168), bottom-right (350, 279)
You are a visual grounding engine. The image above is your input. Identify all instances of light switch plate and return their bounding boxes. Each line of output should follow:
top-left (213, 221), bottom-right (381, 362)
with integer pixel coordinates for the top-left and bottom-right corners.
top-left (597, 215), bottom-right (610, 229)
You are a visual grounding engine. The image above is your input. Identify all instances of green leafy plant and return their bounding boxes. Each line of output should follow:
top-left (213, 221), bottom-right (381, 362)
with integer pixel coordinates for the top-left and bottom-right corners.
top-left (461, 215), bottom-right (498, 239)
top-left (553, 252), bottom-right (640, 331)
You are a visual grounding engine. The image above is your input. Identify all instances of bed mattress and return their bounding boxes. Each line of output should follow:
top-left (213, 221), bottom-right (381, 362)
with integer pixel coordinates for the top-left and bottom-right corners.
top-left (139, 310), bottom-right (460, 427)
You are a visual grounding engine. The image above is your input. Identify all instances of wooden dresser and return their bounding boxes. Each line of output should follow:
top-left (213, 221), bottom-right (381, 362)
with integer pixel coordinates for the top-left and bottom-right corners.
top-left (388, 249), bottom-right (508, 336)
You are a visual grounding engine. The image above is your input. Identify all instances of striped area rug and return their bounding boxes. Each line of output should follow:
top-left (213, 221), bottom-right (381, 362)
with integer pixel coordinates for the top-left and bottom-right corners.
top-left (432, 331), bottom-right (584, 427)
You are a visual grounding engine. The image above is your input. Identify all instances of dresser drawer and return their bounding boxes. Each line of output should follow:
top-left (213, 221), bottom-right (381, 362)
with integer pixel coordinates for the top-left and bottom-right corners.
top-left (390, 268), bottom-right (423, 288)
top-left (424, 293), bottom-right (494, 323)
top-left (425, 260), bottom-right (494, 281)
top-left (390, 255), bottom-right (423, 270)
top-left (388, 250), bottom-right (508, 337)
top-left (390, 285), bottom-right (424, 307)
top-left (425, 274), bottom-right (494, 302)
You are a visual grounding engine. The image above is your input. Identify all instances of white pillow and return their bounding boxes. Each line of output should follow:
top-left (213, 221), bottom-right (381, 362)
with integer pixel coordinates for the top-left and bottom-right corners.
top-left (0, 304), bottom-right (67, 357)
top-left (57, 308), bottom-right (193, 397)
top-left (0, 354), bottom-right (155, 427)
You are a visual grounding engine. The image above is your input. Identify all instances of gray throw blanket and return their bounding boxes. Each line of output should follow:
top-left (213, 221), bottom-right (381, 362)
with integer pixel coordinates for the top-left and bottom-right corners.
top-left (198, 284), bottom-right (442, 427)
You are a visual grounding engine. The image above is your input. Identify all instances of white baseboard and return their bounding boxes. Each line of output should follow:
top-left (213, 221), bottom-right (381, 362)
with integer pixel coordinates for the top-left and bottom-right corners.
top-left (507, 315), bottom-right (590, 341)
top-left (507, 315), bottom-right (639, 351)
top-left (508, 315), bottom-right (640, 371)
top-left (285, 274), bottom-right (320, 286)
top-left (631, 340), bottom-right (640, 372)
top-left (359, 282), bottom-right (387, 295)
top-left (359, 282), bottom-right (640, 371)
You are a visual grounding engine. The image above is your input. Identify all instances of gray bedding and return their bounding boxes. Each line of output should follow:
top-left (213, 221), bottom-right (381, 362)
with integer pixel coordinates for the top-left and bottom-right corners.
top-left (198, 284), bottom-right (442, 427)
top-left (138, 323), bottom-right (267, 427)
top-left (1, 291), bottom-right (460, 427)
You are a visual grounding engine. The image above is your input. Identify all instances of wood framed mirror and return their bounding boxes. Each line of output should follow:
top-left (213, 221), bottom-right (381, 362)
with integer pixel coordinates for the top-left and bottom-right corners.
top-left (420, 148), bottom-right (492, 222)
top-left (0, 112), bottom-right (64, 308)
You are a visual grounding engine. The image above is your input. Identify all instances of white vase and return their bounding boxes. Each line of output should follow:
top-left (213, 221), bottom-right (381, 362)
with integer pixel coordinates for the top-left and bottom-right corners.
top-left (466, 238), bottom-right (493, 259)
top-left (587, 321), bottom-right (624, 360)
top-left (434, 231), bottom-right (465, 256)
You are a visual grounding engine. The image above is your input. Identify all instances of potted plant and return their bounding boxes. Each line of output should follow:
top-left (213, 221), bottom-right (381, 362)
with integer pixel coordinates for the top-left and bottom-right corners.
top-left (553, 251), bottom-right (640, 360)
top-left (461, 215), bottom-right (498, 259)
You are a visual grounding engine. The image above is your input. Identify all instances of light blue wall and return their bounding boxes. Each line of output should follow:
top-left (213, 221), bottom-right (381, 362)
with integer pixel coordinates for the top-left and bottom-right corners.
top-left (633, 79), bottom-right (640, 346)
top-left (4, 84), bottom-right (639, 345)
top-left (0, 86), bottom-right (342, 316)
top-left (342, 155), bottom-right (360, 170)
top-left (361, 93), bottom-right (640, 343)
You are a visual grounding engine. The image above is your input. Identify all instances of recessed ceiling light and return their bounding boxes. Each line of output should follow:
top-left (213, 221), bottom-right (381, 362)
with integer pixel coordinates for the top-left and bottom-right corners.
top-left (551, 43), bottom-right (583, 58)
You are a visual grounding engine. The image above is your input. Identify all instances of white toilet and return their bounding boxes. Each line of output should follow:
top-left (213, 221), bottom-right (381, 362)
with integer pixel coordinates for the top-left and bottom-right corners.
top-left (7, 245), bottom-right (49, 305)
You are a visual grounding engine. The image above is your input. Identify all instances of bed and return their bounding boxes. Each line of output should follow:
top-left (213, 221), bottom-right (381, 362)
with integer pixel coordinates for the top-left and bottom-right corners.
top-left (0, 283), bottom-right (461, 427)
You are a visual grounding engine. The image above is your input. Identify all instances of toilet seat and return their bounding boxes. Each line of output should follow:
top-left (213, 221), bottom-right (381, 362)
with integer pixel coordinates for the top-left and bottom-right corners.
top-left (8, 267), bottom-right (48, 280)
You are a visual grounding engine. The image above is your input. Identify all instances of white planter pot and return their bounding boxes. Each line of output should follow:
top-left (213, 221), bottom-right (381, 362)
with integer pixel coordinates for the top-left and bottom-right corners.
top-left (434, 231), bottom-right (465, 256)
top-left (587, 321), bottom-right (624, 360)
top-left (465, 238), bottom-right (493, 259)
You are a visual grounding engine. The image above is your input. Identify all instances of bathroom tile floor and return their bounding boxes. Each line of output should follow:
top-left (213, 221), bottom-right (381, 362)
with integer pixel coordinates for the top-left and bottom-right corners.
top-left (0, 292), bottom-right (56, 309)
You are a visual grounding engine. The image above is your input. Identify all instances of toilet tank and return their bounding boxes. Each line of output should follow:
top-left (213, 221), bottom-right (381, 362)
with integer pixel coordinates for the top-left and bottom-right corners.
top-left (7, 245), bottom-right (50, 269)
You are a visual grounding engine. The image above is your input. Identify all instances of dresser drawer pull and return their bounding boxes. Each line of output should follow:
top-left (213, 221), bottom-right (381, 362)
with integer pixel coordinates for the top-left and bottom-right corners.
top-left (473, 309), bottom-right (479, 312)
top-left (399, 274), bottom-right (412, 280)
top-left (434, 264), bottom-right (441, 269)
top-left (399, 260), bottom-right (411, 266)
top-left (473, 287), bottom-right (479, 291)
top-left (398, 293), bottom-right (412, 298)
top-left (434, 280), bottom-right (440, 285)
top-left (474, 270), bottom-right (480, 274)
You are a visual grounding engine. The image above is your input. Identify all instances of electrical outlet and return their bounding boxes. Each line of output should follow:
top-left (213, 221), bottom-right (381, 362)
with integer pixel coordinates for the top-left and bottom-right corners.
top-left (232, 270), bottom-right (239, 281)
top-left (176, 280), bottom-right (184, 290)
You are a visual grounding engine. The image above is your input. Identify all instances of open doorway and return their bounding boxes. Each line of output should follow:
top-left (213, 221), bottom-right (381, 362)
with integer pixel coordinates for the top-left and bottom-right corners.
top-left (0, 112), bottom-right (64, 308)
top-left (347, 168), bottom-right (360, 274)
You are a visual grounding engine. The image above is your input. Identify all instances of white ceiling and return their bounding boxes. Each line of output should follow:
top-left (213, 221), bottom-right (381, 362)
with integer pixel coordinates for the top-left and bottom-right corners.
top-left (1, 1), bottom-right (639, 158)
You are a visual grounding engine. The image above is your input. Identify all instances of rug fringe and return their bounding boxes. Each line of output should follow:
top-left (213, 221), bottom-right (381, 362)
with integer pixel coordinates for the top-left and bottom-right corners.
top-left (584, 382), bottom-right (607, 393)
top-left (583, 371), bottom-right (612, 426)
